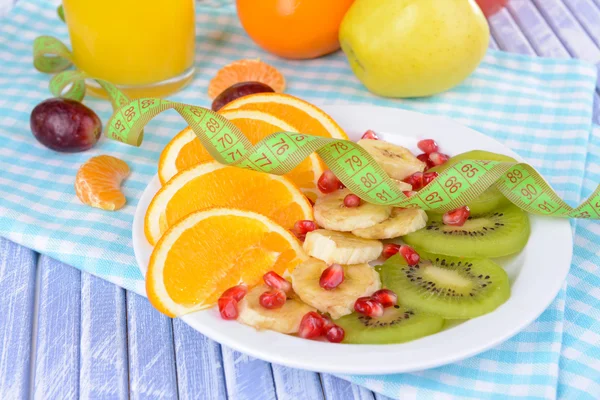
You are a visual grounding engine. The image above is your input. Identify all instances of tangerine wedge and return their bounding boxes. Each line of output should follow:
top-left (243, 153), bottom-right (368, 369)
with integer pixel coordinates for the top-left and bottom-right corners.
top-left (158, 109), bottom-right (325, 200)
top-left (145, 161), bottom-right (313, 245)
top-left (75, 155), bottom-right (130, 211)
top-left (207, 59), bottom-right (286, 99)
top-left (146, 208), bottom-right (307, 317)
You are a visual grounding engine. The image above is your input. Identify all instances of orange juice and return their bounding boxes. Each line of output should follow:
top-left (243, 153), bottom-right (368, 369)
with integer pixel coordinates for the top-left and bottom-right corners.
top-left (62, 0), bottom-right (196, 98)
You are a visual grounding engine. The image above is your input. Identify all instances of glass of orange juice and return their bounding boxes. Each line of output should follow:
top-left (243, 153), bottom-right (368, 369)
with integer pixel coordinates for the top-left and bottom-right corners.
top-left (61, 0), bottom-right (196, 99)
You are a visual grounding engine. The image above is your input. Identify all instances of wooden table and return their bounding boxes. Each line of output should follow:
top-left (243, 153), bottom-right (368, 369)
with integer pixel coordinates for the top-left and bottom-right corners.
top-left (1, 1), bottom-right (599, 399)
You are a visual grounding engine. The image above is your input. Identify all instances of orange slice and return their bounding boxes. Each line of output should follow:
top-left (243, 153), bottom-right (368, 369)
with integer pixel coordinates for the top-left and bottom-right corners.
top-left (146, 208), bottom-right (307, 317)
top-left (145, 161), bottom-right (313, 245)
top-left (220, 92), bottom-right (349, 141)
top-left (75, 155), bottom-right (130, 211)
top-left (158, 109), bottom-right (325, 201)
top-left (207, 59), bottom-right (286, 99)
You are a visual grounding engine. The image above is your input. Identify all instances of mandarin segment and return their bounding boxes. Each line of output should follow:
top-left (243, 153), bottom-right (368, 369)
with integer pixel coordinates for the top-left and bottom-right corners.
top-left (207, 59), bottom-right (285, 99)
top-left (74, 155), bottom-right (130, 211)
top-left (146, 208), bottom-right (307, 317)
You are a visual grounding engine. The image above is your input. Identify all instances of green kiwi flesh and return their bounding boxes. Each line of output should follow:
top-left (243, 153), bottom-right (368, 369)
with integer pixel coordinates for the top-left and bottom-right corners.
top-left (430, 150), bottom-right (517, 215)
top-left (334, 305), bottom-right (444, 344)
top-left (378, 252), bottom-right (510, 319)
top-left (402, 204), bottom-right (530, 258)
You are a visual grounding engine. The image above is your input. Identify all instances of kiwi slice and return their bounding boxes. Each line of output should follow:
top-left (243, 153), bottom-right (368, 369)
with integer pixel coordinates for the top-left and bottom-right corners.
top-left (402, 204), bottom-right (530, 258)
top-left (430, 150), bottom-right (517, 215)
top-left (379, 252), bottom-right (510, 319)
top-left (335, 305), bottom-right (444, 344)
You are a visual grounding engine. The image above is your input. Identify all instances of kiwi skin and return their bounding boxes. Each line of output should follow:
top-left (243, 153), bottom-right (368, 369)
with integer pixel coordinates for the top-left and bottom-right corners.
top-left (334, 304), bottom-right (444, 344)
top-left (378, 252), bottom-right (511, 319)
top-left (430, 150), bottom-right (517, 215)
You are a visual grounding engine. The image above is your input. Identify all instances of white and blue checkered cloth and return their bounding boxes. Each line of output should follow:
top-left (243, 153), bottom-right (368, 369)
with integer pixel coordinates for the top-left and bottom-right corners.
top-left (1, 1), bottom-right (599, 398)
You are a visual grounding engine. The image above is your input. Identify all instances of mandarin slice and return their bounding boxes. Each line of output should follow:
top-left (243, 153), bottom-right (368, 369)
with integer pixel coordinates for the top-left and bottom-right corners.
top-left (146, 208), bottom-right (307, 317)
top-left (75, 155), bottom-right (130, 211)
top-left (207, 59), bottom-right (285, 99)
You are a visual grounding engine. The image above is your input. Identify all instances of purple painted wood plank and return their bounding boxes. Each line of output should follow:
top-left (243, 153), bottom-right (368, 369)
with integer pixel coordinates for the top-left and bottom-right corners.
top-left (221, 348), bottom-right (277, 400)
top-left (488, 8), bottom-right (535, 53)
top-left (79, 273), bottom-right (128, 400)
top-left (271, 364), bottom-right (324, 400)
top-left (0, 238), bottom-right (36, 400)
top-left (320, 375), bottom-right (375, 400)
top-left (33, 256), bottom-right (80, 400)
top-left (562, 0), bottom-right (600, 47)
top-left (126, 293), bottom-right (178, 400)
top-left (172, 319), bottom-right (227, 399)
top-left (489, 35), bottom-right (499, 50)
top-left (508, 0), bottom-right (600, 124)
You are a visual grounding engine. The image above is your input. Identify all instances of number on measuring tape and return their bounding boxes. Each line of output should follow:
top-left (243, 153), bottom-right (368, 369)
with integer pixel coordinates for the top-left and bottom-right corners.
top-left (345, 155), bottom-right (363, 172)
top-left (360, 172), bottom-right (378, 188)
top-left (444, 176), bottom-right (462, 194)
top-left (424, 191), bottom-right (444, 205)
top-left (460, 163), bottom-right (479, 178)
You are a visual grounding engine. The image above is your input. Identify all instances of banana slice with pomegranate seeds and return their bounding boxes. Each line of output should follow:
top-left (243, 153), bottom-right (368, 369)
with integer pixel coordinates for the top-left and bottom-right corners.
top-left (303, 229), bottom-right (383, 265)
top-left (237, 284), bottom-right (315, 334)
top-left (291, 258), bottom-right (381, 319)
top-left (352, 208), bottom-right (428, 240)
top-left (314, 189), bottom-right (392, 232)
top-left (357, 139), bottom-right (426, 181)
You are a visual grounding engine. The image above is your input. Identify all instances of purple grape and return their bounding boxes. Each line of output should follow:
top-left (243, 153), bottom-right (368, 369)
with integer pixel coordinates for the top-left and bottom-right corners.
top-left (30, 98), bottom-right (102, 152)
top-left (211, 81), bottom-right (275, 111)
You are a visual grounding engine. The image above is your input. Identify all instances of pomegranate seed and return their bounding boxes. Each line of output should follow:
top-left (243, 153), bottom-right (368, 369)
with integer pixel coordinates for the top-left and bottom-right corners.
top-left (361, 129), bottom-right (379, 140)
top-left (292, 220), bottom-right (317, 241)
top-left (318, 170), bottom-right (343, 194)
top-left (399, 245), bottom-right (420, 266)
top-left (263, 271), bottom-right (292, 293)
top-left (417, 139), bottom-right (439, 154)
top-left (382, 243), bottom-right (401, 260)
top-left (403, 172), bottom-right (424, 191)
top-left (299, 311), bottom-right (325, 339)
top-left (416, 153), bottom-right (435, 170)
top-left (259, 289), bottom-right (287, 309)
top-left (422, 171), bottom-right (439, 187)
top-left (443, 205), bottom-right (471, 227)
top-left (371, 289), bottom-right (398, 308)
top-left (319, 264), bottom-right (344, 290)
top-left (321, 314), bottom-right (335, 331)
top-left (429, 152), bottom-right (450, 166)
top-left (220, 284), bottom-right (248, 302)
top-left (354, 297), bottom-right (384, 318)
top-left (403, 190), bottom-right (417, 198)
top-left (343, 194), bottom-right (361, 208)
top-left (218, 297), bottom-right (239, 320)
top-left (324, 325), bottom-right (345, 343)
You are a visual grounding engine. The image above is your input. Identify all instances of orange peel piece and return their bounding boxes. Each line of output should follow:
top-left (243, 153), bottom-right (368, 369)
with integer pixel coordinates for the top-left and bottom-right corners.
top-left (75, 155), bottom-right (130, 211)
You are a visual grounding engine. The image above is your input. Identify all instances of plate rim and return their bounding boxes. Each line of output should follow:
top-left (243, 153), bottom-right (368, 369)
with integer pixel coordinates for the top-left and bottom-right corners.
top-left (132, 104), bottom-right (573, 375)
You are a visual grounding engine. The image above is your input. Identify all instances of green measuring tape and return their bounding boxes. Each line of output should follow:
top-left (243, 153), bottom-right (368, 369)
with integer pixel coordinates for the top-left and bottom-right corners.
top-left (33, 36), bottom-right (600, 219)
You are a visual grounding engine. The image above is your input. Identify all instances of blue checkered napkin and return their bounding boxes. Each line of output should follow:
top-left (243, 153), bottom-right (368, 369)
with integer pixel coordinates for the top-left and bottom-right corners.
top-left (0, 1), bottom-right (598, 398)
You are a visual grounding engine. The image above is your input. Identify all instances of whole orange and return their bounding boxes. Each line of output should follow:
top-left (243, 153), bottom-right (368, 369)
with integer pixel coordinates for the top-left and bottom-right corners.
top-left (236, 0), bottom-right (354, 59)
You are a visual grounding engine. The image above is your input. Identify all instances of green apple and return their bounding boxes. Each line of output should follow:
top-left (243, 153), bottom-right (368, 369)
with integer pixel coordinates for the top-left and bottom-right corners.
top-left (339, 0), bottom-right (489, 98)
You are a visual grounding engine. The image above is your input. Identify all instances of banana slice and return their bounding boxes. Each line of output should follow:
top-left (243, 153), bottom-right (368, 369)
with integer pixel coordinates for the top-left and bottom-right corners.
top-left (304, 229), bottom-right (383, 264)
top-left (357, 139), bottom-right (425, 180)
top-left (237, 284), bottom-right (315, 334)
top-left (393, 179), bottom-right (413, 191)
top-left (314, 189), bottom-right (392, 232)
top-left (352, 207), bottom-right (428, 239)
top-left (292, 258), bottom-right (381, 319)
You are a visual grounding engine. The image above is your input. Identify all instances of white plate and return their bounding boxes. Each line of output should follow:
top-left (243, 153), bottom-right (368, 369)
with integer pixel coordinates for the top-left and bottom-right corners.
top-left (132, 105), bottom-right (572, 375)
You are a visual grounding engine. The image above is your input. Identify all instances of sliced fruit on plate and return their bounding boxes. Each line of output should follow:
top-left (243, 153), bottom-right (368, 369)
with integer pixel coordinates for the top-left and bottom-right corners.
top-left (158, 109), bottom-right (325, 201)
top-left (402, 204), bottom-right (530, 258)
top-left (314, 189), bottom-right (392, 232)
top-left (237, 284), bottom-right (316, 334)
top-left (335, 305), bottom-right (444, 344)
top-left (292, 258), bottom-right (381, 319)
top-left (303, 229), bottom-right (383, 264)
top-left (207, 59), bottom-right (286, 99)
top-left (220, 92), bottom-right (349, 141)
top-left (379, 251), bottom-right (510, 319)
top-left (429, 150), bottom-right (517, 215)
top-left (75, 155), bottom-right (130, 211)
top-left (146, 208), bottom-right (307, 317)
top-left (357, 139), bottom-right (426, 180)
top-left (352, 207), bottom-right (428, 240)
top-left (145, 161), bottom-right (313, 245)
